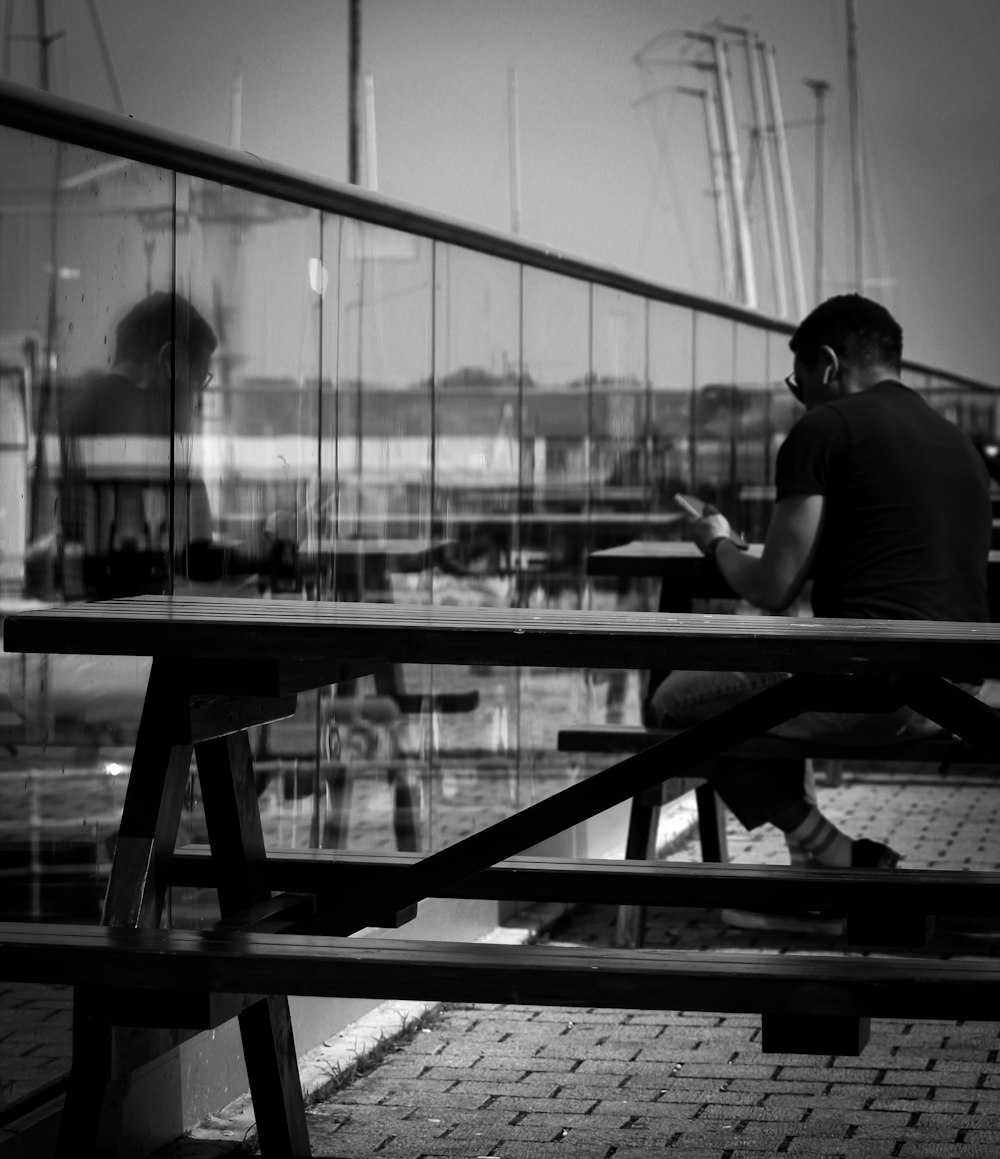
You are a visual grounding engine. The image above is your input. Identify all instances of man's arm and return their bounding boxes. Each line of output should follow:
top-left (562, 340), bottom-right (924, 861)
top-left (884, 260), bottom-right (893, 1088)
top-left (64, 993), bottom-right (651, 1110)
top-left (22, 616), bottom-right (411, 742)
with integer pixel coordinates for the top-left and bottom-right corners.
top-left (695, 493), bottom-right (825, 612)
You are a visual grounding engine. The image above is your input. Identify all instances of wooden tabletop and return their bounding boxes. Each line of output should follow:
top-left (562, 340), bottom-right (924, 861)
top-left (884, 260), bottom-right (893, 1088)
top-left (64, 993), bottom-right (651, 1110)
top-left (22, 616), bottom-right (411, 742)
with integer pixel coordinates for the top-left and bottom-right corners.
top-left (297, 537), bottom-right (454, 572)
top-left (588, 540), bottom-right (1000, 579)
top-left (5, 595), bottom-right (1000, 680)
top-left (588, 540), bottom-right (760, 578)
top-left (434, 511), bottom-right (687, 527)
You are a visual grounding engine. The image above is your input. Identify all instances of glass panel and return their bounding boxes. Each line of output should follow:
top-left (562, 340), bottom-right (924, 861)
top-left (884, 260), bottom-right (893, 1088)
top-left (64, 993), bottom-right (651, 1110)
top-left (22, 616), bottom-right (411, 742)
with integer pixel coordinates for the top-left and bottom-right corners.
top-left (521, 269), bottom-right (593, 738)
top-left (310, 218), bottom-right (440, 855)
top-left (590, 288), bottom-right (649, 540)
top-left (171, 179), bottom-right (323, 882)
top-left (583, 289), bottom-right (648, 725)
top-left (521, 268), bottom-right (590, 610)
top-left (0, 130), bottom-right (175, 924)
top-left (420, 244), bottom-right (522, 850)
top-left (173, 176), bottom-right (321, 596)
top-left (331, 218), bottom-right (433, 549)
top-left (768, 327), bottom-right (800, 487)
top-left (730, 323), bottom-right (771, 542)
top-left (691, 312), bottom-right (737, 509)
top-left (649, 301), bottom-right (695, 505)
top-left (433, 243), bottom-right (521, 593)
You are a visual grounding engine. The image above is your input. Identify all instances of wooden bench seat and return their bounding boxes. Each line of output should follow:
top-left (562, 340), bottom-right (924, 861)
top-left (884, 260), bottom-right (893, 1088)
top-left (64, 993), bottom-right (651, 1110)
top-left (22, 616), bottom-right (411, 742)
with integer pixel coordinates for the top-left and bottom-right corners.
top-left (556, 723), bottom-right (995, 764)
top-left (168, 845), bottom-right (1000, 947)
top-left (3, 920), bottom-right (999, 1056)
top-left (557, 724), bottom-right (999, 946)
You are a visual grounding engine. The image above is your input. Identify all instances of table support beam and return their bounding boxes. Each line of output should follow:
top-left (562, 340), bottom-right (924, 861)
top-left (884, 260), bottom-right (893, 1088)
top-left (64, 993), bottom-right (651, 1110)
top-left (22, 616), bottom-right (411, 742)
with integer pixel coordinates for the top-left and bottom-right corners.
top-left (325, 674), bottom-right (812, 933)
top-left (196, 730), bottom-right (310, 1156)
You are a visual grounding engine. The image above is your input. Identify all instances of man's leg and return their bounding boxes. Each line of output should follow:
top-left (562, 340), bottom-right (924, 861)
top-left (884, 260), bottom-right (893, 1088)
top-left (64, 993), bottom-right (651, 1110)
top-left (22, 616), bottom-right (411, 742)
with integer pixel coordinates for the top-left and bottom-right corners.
top-left (785, 762), bottom-right (817, 867)
top-left (648, 670), bottom-right (902, 864)
top-left (649, 669), bottom-right (808, 839)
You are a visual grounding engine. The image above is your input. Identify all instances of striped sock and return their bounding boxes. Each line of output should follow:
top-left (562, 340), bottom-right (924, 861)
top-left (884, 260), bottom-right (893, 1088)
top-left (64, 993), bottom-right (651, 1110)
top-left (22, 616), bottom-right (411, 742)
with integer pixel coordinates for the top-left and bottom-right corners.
top-left (778, 806), bottom-right (853, 868)
top-left (785, 837), bottom-right (813, 868)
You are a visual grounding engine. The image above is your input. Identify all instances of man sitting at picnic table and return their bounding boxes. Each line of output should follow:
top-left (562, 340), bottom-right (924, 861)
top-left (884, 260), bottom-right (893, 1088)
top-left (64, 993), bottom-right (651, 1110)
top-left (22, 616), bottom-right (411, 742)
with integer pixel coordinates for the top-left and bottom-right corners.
top-left (649, 294), bottom-right (991, 895)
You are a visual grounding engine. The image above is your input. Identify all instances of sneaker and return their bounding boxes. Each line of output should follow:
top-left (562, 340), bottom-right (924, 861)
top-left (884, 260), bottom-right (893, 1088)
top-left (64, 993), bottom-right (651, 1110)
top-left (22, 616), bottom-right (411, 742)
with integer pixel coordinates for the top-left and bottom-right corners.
top-left (851, 838), bottom-right (902, 869)
top-left (720, 907), bottom-right (846, 935)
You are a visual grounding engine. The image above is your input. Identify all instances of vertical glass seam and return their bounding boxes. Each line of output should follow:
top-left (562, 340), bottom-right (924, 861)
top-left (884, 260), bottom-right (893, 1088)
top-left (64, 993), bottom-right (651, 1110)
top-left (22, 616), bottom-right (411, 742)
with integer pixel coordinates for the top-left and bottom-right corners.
top-left (167, 168), bottom-right (178, 593)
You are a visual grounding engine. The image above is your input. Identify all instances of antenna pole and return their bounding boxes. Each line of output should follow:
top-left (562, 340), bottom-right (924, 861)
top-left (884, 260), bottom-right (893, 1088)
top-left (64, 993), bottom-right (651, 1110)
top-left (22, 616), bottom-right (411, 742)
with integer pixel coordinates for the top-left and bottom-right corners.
top-left (847, 0), bottom-right (863, 292)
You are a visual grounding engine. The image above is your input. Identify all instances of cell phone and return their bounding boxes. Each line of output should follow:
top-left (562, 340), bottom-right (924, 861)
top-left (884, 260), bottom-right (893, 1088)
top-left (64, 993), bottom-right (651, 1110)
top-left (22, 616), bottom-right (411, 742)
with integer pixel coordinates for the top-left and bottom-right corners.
top-left (673, 492), bottom-right (707, 518)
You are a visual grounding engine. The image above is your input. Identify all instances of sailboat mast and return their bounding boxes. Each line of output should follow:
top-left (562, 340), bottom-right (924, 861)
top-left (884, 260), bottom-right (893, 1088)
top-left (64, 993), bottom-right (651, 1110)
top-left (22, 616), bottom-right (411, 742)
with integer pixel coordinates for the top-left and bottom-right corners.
top-left (348, 0), bottom-right (361, 184)
top-left (742, 30), bottom-right (787, 317)
top-left (846, 0), bottom-right (864, 292)
top-left (761, 42), bottom-right (806, 318)
top-left (507, 66), bottom-right (522, 235)
top-left (689, 31), bottom-right (757, 309)
top-left (701, 89), bottom-right (737, 301)
top-left (804, 79), bottom-right (830, 305)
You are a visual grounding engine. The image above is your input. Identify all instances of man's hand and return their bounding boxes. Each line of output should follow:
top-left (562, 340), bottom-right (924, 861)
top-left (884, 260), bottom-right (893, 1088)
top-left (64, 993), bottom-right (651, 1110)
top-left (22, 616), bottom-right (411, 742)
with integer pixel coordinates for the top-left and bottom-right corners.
top-left (688, 504), bottom-right (735, 556)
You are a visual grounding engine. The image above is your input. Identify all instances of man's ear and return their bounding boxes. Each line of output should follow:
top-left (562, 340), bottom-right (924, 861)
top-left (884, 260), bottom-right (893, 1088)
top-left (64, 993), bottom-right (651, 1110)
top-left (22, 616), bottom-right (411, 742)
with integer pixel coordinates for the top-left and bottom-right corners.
top-left (156, 341), bottom-right (175, 379)
top-left (819, 345), bottom-right (839, 386)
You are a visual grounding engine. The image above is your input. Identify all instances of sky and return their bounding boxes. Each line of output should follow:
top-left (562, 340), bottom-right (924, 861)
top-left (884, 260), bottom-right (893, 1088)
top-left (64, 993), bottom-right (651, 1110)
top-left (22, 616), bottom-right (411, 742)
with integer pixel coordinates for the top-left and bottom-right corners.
top-left (6, 0), bottom-right (1000, 384)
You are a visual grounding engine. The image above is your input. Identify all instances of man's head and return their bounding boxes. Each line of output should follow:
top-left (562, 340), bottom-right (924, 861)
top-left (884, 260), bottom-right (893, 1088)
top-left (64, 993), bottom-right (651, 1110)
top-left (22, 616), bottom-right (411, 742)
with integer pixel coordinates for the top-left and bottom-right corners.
top-left (787, 294), bottom-right (902, 407)
top-left (114, 292), bottom-right (217, 421)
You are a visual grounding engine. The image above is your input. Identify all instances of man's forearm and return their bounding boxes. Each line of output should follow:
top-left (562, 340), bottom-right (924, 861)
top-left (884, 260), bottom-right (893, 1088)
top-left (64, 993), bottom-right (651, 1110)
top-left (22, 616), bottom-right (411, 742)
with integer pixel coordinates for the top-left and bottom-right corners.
top-left (713, 539), bottom-right (793, 611)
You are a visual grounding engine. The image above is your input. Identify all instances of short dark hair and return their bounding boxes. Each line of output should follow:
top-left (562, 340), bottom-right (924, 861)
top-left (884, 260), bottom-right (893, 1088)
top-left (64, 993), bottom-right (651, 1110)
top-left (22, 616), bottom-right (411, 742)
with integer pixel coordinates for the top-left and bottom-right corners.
top-left (789, 294), bottom-right (902, 372)
top-left (114, 291), bottom-right (217, 364)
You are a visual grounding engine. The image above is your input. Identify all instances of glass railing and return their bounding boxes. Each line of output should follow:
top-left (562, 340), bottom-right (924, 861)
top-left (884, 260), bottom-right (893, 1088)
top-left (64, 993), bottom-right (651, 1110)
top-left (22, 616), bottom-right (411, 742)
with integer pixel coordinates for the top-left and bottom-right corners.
top-left (1, 79), bottom-right (996, 924)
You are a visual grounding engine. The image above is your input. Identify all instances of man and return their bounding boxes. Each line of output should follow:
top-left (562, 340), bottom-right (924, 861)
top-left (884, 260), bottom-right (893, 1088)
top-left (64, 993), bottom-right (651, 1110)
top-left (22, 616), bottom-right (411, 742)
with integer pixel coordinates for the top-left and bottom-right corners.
top-left (59, 291), bottom-right (218, 598)
top-left (650, 294), bottom-right (991, 876)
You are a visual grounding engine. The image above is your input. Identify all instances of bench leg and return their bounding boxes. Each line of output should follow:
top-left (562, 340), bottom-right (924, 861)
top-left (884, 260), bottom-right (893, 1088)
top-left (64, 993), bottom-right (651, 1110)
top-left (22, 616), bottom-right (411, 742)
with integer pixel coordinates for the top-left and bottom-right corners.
top-left (56, 988), bottom-right (118, 1157)
top-left (614, 794), bottom-right (660, 948)
top-left (196, 731), bottom-right (311, 1157)
top-left (762, 1014), bottom-right (871, 1056)
top-left (321, 765), bottom-right (353, 849)
top-left (390, 767), bottom-right (422, 852)
top-left (57, 662), bottom-right (196, 1155)
top-left (694, 783), bottom-right (728, 863)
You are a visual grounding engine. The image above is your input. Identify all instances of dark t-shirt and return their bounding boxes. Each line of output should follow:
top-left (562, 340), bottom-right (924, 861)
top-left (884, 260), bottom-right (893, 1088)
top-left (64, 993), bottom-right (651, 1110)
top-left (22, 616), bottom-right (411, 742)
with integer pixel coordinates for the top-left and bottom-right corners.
top-left (59, 373), bottom-right (212, 598)
top-left (775, 380), bottom-right (991, 622)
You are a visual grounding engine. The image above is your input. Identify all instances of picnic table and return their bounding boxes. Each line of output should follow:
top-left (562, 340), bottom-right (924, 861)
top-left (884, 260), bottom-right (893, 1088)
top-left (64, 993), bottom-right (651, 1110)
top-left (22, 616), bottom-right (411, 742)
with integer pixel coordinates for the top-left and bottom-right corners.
top-left (4, 596), bottom-right (1000, 1156)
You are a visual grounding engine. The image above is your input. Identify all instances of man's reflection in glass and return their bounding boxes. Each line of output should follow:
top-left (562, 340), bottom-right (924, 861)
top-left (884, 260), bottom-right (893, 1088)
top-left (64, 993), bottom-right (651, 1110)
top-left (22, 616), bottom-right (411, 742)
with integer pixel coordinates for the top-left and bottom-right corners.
top-left (58, 291), bottom-right (217, 599)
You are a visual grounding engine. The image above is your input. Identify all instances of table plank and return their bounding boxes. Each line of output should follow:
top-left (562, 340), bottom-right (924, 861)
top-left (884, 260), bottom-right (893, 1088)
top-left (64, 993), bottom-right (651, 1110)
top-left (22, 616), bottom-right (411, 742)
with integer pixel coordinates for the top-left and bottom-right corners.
top-left (587, 539), bottom-right (752, 578)
top-left (168, 845), bottom-right (1000, 917)
top-left (297, 537), bottom-right (454, 573)
top-left (4, 923), bottom-right (1000, 1023)
top-left (6, 595), bottom-right (1000, 677)
top-left (588, 540), bottom-right (1000, 580)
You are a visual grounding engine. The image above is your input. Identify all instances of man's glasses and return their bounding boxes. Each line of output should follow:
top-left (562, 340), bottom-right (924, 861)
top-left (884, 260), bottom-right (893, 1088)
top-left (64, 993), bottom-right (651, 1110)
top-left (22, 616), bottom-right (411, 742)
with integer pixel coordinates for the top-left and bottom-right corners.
top-left (784, 372), bottom-right (803, 402)
top-left (197, 370), bottom-right (214, 391)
